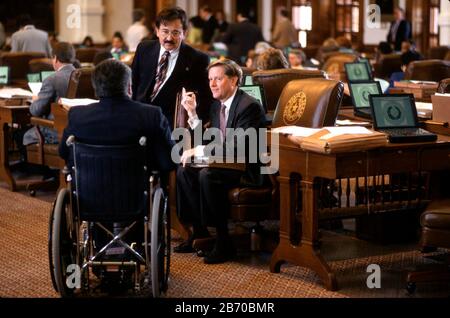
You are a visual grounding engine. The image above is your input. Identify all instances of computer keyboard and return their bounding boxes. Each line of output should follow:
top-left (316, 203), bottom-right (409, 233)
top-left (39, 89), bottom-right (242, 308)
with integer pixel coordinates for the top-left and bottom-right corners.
top-left (381, 128), bottom-right (430, 136)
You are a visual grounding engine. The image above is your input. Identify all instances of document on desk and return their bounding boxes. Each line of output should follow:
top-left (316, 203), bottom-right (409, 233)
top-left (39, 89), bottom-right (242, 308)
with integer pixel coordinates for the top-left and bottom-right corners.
top-left (301, 126), bottom-right (387, 154)
top-left (415, 101), bottom-right (433, 119)
top-left (60, 98), bottom-right (99, 110)
top-left (271, 126), bottom-right (321, 137)
top-left (0, 88), bottom-right (33, 99)
top-left (28, 82), bottom-right (42, 96)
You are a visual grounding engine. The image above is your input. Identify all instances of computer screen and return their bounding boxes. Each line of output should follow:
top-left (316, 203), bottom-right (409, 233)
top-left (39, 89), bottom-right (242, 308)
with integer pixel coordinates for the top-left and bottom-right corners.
top-left (345, 62), bottom-right (372, 81)
top-left (243, 75), bottom-right (254, 86)
top-left (359, 58), bottom-right (372, 73)
top-left (370, 95), bottom-right (418, 129)
top-left (0, 66), bottom-right (9, 85)
top-left (349, 81), bottom-right (382, 108)
top-left (40, 71), bottom-right (55, 82)
top-left (27, 73), bottom-right (41, 83)
top-left (240, 85), bottom-right (266, 111)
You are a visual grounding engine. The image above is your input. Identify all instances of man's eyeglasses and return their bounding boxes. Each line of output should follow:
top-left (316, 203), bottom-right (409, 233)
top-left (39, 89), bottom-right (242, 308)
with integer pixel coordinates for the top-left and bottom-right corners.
top-left (159, 29), bottom-right (183, 38)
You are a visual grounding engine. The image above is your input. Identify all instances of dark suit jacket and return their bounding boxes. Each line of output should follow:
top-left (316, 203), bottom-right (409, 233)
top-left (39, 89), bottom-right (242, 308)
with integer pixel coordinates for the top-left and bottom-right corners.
top-left (202, 16), bottom-right (219, 45)
top-left (131, 40), bottom-right (213, 125)
top-left (205, 89), bottom-right (266, 187)
top-left (221, 20), bottom-right (264, 64)
top-left (387, 19), bottom-right (412, 51)
top-left (59, 96), bottom-right (175, 172)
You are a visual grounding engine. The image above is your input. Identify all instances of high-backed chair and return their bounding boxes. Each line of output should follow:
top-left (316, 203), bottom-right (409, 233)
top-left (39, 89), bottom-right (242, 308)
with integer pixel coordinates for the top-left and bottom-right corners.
top-left (437, 78), bottom-right (450, 94)
top-left (405, 59), bottom-right (450, 82)
top-left (272, 78), bottom-right (344, 128)
top-left (252, 68), bottom-right (326, 114)
top-left (406, 199), bottom-right (450, 293)
top-left (29, 58), bottom-right (54, 73)
top-left (321, 53), bottom-right (358, 82)
top-left (66, 67), bottom-right (96, 99)
top-left (427, 46), bottom-right (449, 60)
top-left (75, 48), bottom-right (101, 63)
top-left (0, 52), bottom-right (46, 87)
top-left (373, 53), bottom-right (402, 80)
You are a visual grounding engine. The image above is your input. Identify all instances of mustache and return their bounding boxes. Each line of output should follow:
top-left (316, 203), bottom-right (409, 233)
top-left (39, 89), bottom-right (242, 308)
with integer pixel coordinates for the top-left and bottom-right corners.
top-left (164, 40), bottom-right (175, 45)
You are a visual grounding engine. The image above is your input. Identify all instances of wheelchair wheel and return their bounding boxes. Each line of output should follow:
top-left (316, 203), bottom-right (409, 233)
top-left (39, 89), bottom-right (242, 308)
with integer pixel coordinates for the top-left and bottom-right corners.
top-left (49, 188), bottom-right (77, 297)
top-left (150, 187), bottom-right (170, 297)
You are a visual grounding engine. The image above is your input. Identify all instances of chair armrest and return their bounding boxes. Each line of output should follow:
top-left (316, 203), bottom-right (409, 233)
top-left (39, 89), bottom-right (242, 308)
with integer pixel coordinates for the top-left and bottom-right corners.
top-left (30, 116), bottom-right (55, 128)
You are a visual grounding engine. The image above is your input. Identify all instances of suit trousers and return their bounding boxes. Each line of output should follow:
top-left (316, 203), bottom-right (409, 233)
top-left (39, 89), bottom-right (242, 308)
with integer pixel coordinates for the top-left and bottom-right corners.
top-left (176, 166), bottom-right (243, 230)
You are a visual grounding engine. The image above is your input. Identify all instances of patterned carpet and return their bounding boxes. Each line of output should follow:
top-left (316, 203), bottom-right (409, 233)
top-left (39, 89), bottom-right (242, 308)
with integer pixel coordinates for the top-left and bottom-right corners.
top-left (0, 186), bottom-right (448, 298)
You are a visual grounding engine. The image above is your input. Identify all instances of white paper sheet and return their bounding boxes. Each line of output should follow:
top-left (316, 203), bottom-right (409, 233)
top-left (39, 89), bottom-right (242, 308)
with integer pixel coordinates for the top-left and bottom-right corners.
top-left (271, 126), bottom-right (321, 137)
top-left (0, 88), bottom-right (33, 99)
top-left (28, 83), bottom-right (42, 96)
top-left (59, 98), bottom-right (98, 107)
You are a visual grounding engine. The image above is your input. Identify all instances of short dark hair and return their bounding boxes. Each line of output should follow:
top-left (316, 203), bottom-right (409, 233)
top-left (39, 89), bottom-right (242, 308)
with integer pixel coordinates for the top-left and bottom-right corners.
top-left (18, 14), bottom-right (32, 27)
top-left (155, 7), bottom-right (188, 30)
top-left (280, 9), bottom-right (289, 18)
top-left (200, 6), bottom-right (212, 14)
top-left (207, 59), bottom-right (242, 85)
top-left (133, 9), bottom-right (145, 23)
top-left (53, 42), bottom-right (75, 64)
top-left (92, 59), bottom-right (131, 98)
top-left (401, 50), bottom-right (422, 67)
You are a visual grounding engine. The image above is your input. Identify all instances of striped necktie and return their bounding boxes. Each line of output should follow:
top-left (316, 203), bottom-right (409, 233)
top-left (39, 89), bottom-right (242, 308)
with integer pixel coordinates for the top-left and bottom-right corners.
top-left (219, 103), bottom-right (227, 140)
top-left (150, 50), bottom-right (170, 101)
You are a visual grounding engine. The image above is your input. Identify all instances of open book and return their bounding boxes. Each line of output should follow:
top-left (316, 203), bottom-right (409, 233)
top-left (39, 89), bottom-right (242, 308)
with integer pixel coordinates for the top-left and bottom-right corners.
top-left (59, 98), bottom-right (98, 110)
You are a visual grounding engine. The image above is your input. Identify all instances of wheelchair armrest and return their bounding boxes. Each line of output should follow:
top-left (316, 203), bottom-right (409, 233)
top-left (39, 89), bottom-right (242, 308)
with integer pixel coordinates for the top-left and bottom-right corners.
top-left (30, 116), bottom-right (55, 128)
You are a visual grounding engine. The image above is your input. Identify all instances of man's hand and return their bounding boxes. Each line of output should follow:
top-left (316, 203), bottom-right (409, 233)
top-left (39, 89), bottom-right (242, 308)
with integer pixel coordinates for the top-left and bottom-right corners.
top-left (181, 87), bottom-right (197, 118)
top-left (180, 148), bottom-right (196, 167)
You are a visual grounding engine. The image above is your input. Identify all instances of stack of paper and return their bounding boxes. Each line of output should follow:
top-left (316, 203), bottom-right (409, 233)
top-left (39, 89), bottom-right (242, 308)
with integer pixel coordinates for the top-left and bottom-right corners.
top-left (59, 98), bottom-right (98, 110)
top-left (0, 88), bottom-right (33, 99)
top-left (28, 83), bottom-right (42, 96)
top-left (300, 126), bottom-right (387, 154)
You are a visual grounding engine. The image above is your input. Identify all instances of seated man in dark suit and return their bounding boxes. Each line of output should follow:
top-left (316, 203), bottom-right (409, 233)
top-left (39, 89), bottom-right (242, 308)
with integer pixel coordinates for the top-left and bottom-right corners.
top-left (175, 59), bottom-right (266, 264)
top-left (59, 59), bottom-right (174, 175)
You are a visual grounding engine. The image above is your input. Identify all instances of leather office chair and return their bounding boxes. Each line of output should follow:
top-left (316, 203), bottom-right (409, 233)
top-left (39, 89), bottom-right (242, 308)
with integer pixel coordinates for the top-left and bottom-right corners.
top-left (321, 53), bottom-right (358, 82)
top-left (272, 78), bottom-right (344, 128)
top-left (405, 59), bottom-right (450, 83)
top-left (427, 46), bottom-right (449, 60)
top-left (373, 53), bottom-right (402, 80)
top-left (75, 48), bottom-right (100, 64)
top-left (0, 52), bottom-right (46, 87)
top-left (25, 69), bottom-right (82, 195)
top-left (406, 199), bottom-right (450, 293)
top-left (252, 68), bottom-right (326, 114)
top-left (65, 67), bottom-right (96, 99)
top-left (29, 58), bottom-right (54, 73)
top-left (437, 78), bottom-right (450, 94)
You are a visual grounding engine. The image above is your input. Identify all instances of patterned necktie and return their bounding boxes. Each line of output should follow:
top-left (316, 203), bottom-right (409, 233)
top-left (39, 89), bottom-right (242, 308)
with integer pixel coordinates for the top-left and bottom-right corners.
top-left (219, 103), bottom-right (227, 140)
top-left (150, 50), bottom-right (170, 101)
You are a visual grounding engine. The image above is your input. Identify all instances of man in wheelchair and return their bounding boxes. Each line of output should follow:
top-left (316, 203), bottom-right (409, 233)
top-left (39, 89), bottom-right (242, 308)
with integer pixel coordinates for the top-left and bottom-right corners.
top-left (51, 59), bottom-right (175, 297)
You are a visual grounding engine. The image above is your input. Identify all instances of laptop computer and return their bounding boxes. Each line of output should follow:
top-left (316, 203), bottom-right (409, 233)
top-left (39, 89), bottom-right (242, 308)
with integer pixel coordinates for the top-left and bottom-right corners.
top-left (242, 75), bottom-right (254, 86)
top-left (0, 66), bottom-right (10, 86)
top-left (40, 71), bottom-right (55, 82)
top-left (345, 62), bottom-right (372, 82)
top-left (240, 84), bottom-right (267, 112)
top-left (348, 81), bottom-right (382, 118)
top-left (369, 94), bottom-right (437, 143)
top-left (27, 73), bottom-right (41, 83)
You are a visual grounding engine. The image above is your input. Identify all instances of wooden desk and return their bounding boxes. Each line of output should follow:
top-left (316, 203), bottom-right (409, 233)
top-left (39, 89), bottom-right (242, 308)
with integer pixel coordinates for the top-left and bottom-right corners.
top-left (269, 134), bottom-right (450, 291)
top-left (0, 105), bottom-right (30, 190)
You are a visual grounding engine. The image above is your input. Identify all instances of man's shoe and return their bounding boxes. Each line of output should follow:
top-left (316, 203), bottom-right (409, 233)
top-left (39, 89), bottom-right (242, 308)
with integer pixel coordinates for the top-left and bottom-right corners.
top-left (173, 240), bottom-right (194, 253)
top-left (203, 245), bottom-right (236, 264)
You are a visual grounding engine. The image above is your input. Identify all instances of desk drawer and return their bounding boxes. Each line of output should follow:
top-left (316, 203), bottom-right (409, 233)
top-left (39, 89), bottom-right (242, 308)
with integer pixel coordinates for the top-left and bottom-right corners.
top-left (421, 148), bottom-right (450, 171)
top-left (369, 149), bottom-right (419, 173)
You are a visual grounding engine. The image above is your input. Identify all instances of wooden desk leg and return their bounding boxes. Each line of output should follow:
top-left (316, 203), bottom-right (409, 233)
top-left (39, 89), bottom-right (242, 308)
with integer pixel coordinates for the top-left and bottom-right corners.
top-left (270, 176), bottom-right (338, 291)
top-left (0, 123), bottom-right (17, 191)
top-left (169, 170), bottom-right (191, 240)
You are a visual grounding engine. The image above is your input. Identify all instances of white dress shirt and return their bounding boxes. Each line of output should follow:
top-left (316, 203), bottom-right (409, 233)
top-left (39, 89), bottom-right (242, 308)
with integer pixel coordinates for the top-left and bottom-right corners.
top-left (152, 45), bottom-right (180, 99)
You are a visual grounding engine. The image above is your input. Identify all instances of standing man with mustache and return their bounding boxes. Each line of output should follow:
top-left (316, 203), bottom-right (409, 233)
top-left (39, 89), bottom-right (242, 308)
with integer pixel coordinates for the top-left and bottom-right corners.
top-left (131, 7), bottom-right (213, 125)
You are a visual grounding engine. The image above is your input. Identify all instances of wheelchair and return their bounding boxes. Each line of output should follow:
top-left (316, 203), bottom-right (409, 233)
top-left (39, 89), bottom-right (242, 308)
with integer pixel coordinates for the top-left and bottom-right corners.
top-left (48, 136), bottom-right (170, 297)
